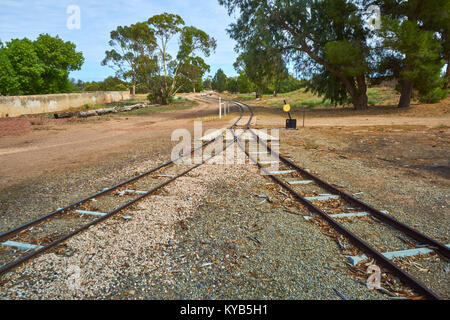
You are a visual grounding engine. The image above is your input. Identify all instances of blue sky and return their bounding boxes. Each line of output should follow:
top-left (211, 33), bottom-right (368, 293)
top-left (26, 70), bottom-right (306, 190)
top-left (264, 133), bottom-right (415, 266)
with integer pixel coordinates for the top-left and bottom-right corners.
top-left (0, 0), bottom-right (239, 82)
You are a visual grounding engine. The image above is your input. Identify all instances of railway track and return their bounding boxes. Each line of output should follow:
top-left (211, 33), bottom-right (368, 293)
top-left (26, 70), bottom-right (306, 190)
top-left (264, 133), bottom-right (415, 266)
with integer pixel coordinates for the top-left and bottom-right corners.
top-left (0, 99), bottom-right (251, 277)
top-left (228, 100), bottom-right (449, 300)
top-left (1, 96), bottom-right (448, 300)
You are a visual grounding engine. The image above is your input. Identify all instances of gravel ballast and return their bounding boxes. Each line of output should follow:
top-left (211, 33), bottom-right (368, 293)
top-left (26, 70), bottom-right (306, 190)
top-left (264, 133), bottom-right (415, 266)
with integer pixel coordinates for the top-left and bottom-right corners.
top-left (0, 145), bottom-right (386, 300)
top-left (1, 121), bottom-right (448, 300)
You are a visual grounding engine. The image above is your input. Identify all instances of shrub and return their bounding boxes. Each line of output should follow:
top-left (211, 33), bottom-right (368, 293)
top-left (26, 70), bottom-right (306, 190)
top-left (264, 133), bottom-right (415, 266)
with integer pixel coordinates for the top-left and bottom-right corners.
top-left (419, 87), bottom-right (449, 104)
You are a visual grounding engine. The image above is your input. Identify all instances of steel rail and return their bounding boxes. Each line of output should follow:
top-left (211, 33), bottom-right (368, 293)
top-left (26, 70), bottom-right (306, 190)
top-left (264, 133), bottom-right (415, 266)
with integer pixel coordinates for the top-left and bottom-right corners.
top-left (232, 101), bottom-right (443, 300)
top-left (235, 100), bottom-right (449, 258)
top-left (0, 99), bottom-right (251, 276)
top-left (252, 131), bottom-right (450, 260)
top-left (0, 100), bottom-right (244, 243)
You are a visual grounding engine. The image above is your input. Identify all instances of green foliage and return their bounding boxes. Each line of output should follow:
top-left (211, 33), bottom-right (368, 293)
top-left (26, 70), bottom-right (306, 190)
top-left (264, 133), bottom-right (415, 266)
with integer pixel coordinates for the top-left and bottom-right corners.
top-left (0, 35), bottom-right (83, 96)
top-left (103, 14), bottom-right (215, 103)
top-left (305, 71), bottom-right (350, 106)
top-left (83, 76), bottom-right (129, 92)
top-left (234, 43), bottom-right (288, 97)
top-left (220, 0), bottom-right (371, 108)
top-left (102, 22), bottom-right (156, 94)
top-left (236, 72), bottom-right (253, 93)
top-left (203, 76), bottom-right (212, 90)
top-left (69, 78), bottom-right (84, 93)
top-left (419, 87), bottom-right (449, 104)
top-left (325, 41), bottom-right (367, 77)
top-left (211, 69), bottom-right (228, 92)
top-left (378, 18), bottom-right (447, 103)
top-left (372, 0), bottom-right (449, 105)
top-left (226, 77), bottom-right (238, 93)
top-left (33, 34), bottom-right (84, 93)
top-left (145, 13), bottom-right (216, 104)
top-left (210, 68), bottom-right (300, 95)
top-left (277, 76), bottom-right (303, 94)
top-left (0, 43), bottom-right (20, 95)
top-left (2, 38), bottom-right (43, 95)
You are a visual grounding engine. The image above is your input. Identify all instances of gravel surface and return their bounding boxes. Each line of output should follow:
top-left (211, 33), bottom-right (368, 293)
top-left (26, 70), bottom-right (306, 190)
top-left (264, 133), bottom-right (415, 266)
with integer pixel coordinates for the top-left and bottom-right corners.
top-left (0, 145), bottom-right (386, 300)
top-left (278, 127), bottom-right (449, 243)
top-left (277, 127), bottom-right (449, 298)
top-left (0, 119), bottom-right (448, 300)
top-left (0, 137), bottom-right (175, 234)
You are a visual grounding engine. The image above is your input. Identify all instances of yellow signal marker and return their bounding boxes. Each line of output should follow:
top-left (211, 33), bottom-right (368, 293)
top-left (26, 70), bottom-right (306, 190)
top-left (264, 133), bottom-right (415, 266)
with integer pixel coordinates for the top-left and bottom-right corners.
top-left (283, 104), bottom-right (291, 112)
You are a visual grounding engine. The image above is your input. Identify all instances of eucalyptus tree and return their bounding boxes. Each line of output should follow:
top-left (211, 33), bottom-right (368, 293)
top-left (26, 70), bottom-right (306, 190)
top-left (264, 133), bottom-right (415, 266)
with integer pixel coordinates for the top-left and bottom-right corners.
top-left (102, 22), bottom-right (156, 96)
top-left (234, 45), bottom-right (288, 97)
top-left (220, 0), bottom-right (372, 109)
top-left (203, 76), bottom-right (213, 90)
top-left (371, 0), bottom-right (449, 106)
top-left (146, 13), bottom-right (216, 104)
top-left (234, 51), bottom-right (268, 98)
top-left (212, 68), bottom-right (228, 92)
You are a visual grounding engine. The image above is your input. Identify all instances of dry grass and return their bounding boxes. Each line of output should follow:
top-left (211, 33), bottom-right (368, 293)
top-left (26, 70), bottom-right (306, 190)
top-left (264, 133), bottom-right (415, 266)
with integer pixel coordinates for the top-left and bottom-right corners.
top-left (220, 87), bottom-right (449, 118)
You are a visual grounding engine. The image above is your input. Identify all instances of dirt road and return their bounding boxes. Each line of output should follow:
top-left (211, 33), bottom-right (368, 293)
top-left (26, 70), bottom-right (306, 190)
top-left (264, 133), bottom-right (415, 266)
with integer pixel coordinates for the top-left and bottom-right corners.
top-left (0, 96), bottom-right (232, 189)
top-left (0, 94), bottom-right (448, 190)
top-left (0, 95), bottom-right (448, 300)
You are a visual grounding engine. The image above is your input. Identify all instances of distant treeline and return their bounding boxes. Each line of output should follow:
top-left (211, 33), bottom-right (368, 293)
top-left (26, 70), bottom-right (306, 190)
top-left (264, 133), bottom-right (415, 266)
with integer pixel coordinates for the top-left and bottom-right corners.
top-left (3, 2), bottom-right (448, 109)
top-left (70, 77), bottom-right (130, 93)
top-left (219, 0), bottom-right (449, 109)
top-left (204, 69), bottom-right (304, 97)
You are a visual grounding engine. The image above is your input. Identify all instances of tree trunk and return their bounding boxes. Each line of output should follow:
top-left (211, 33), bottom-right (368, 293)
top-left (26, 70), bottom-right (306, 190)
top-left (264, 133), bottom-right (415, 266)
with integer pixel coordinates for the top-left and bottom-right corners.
top-left (351, 76), bottom-right (368, 110)
top-left (273, 90), bottom-right (278, 97)
top-left (132, 78), bottom-right (136, 96)
top-left (398, 80), bottom-right (413, 108)
top-left (352, 93), bottom-right (368, 110)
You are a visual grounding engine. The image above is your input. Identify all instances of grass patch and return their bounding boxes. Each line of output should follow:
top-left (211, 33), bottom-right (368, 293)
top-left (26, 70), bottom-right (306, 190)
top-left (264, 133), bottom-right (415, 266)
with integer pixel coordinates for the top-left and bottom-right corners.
top-left (260, 89), bottom-right (337, 109)
top-left (367, 89), bottom-right (384, 106)
top-left (431, 124), bottom-right (448, 130)
top-left (29, 121), bottom-right (44, 126)
top-left (172, 96), bottom-right (190, 103)
top-left (125, 102), bottom-right (194, 116)
top-left (367, 89), bottom-right (380, 98)
top-left (223, 86), bottom-right (398, 109)
top-left (304, 140), bottom-right (319, 150)
top-left (269, 98), bottom-right (333, 110)
top-left (235, 94), bottom-right (256, 101)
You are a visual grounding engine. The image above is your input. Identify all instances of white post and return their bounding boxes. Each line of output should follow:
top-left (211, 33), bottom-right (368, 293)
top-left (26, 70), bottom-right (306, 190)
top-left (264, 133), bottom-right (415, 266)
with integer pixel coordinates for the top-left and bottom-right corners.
top-left (219, 97), bottom-right (222, 119)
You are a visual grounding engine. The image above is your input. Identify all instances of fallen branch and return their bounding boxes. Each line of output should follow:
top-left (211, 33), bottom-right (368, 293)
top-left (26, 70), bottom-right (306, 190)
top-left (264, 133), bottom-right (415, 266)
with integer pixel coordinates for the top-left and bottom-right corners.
top-left (54, 103), bottom-right (156, 119)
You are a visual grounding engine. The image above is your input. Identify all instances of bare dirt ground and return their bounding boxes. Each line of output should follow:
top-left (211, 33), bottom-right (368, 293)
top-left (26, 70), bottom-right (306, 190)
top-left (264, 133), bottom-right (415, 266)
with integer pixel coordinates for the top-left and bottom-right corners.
top-left (0, 95), bottom-right (231, 189)
top-left (0, 94), bottom-right (448, 300)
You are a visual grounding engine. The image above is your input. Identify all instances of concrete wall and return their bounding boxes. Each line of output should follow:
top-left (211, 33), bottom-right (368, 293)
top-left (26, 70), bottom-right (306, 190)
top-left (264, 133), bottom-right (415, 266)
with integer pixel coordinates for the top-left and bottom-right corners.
top-left (0, 91), bottom-right (130, 118)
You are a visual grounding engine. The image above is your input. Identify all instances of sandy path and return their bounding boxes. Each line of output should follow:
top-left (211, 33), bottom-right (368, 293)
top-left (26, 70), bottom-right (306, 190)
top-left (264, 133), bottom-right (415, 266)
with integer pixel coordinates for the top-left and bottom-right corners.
top-left (255, 115), bottom-right (450, 128)
top-left (1, 94), bottom-right (447, 188)
top-left (0, 96), bottom-right (231, 188)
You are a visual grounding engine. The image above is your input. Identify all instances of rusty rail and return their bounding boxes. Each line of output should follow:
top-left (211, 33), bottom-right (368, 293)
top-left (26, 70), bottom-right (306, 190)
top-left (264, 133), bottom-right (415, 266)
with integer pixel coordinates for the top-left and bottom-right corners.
top-left (231, 100), bottom-right (446, 300)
